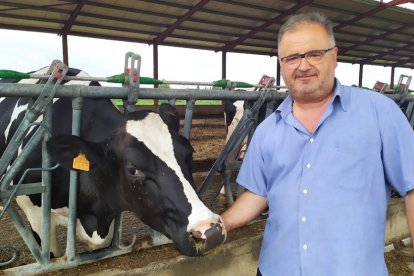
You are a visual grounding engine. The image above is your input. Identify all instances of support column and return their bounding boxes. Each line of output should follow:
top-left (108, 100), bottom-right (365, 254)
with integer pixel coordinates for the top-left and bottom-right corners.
top-left (222, 51), bottom-right (227, 80)
top-left (153, 44), bottom-right (159, 105)
top-left (390, 66), bottom-right (395, 89)
top-left (359, 63), bottom-right (364, 87)
top-left (62, 35), bottom-right (69, 66)
top-left (276, 59), bottom-right (281, 87)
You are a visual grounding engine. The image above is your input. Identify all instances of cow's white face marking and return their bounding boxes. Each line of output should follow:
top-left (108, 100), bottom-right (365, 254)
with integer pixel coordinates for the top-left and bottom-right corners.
top-left (126, 113), bottom-right (219, 231)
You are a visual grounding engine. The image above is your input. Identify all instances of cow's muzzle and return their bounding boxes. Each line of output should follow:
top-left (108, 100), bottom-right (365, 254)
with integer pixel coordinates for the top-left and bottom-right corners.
top-left (190, 216), bottom-right (226, 255)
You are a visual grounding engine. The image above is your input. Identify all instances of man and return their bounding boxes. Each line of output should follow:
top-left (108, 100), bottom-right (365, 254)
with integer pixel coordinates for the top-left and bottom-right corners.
top-left (221, 12), bottom-right (414, 276)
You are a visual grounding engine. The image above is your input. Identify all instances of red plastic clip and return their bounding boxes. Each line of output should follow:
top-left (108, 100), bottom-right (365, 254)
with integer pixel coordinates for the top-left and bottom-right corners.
top-left (55, 70), bottom-right (63, 79)
top-left (260, 75), bottom-right (272, 88)
top-left (125, 68), bottom-right (138, 83)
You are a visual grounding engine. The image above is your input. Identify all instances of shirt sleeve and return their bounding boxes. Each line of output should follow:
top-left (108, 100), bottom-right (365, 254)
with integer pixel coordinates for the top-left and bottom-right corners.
top-left (236, 125), bottom-right (268, 197)
top-left (379, 98), bottom-right (414, 196)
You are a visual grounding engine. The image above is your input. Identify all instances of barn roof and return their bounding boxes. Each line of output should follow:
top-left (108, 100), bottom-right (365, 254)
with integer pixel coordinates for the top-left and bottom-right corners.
top-left (0, 0), bottom-right (413, 69)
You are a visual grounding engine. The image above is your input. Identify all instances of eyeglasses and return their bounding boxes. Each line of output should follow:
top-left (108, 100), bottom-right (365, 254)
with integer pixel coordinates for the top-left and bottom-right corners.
top-left (279, 46), bottom-right (336, 68)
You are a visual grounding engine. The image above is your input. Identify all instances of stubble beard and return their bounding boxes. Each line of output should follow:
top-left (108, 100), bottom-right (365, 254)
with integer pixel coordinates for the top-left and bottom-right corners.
top-left (288, 76), bottom-right (333, 104)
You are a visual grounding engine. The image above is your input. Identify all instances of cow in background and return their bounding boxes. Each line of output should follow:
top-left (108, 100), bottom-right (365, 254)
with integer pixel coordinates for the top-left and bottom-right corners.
top-left (220, 98), bottom-right (282, 200)
top-left (0, 67), bottom-right (226, 258)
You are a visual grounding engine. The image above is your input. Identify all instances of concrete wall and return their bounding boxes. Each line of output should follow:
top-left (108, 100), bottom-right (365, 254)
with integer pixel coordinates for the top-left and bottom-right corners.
top-left (385, 198), bottom-right (409, 244)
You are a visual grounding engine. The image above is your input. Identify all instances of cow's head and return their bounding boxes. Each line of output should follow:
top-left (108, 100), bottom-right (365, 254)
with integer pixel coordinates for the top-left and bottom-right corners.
top-left (46, 103), bottom-right (226, 256)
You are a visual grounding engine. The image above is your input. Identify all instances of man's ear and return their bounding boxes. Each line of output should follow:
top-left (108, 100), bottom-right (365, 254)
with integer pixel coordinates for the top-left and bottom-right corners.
top-left (46, 135), bottom-right (104, 172)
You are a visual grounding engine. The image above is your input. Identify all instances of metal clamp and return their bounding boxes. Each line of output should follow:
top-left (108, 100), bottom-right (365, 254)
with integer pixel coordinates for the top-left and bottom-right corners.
top-left (0, 60), bottom-right (67, 188)
top-left (123, 52), bottom-right (142, 114)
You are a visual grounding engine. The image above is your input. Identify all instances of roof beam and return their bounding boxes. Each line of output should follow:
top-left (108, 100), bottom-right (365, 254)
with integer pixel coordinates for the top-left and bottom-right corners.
top-left (152, 0), bottom-right (210, 45)
top-left (333, 0), bottom-right (409, 31)
top-left (339, 21), bottom-right (414, 55)
top-left (0, 1), bottom-right (70, 12)
top-left (60, 0), bottom-right (86, 36)
top-left (221, 0), bottom-right (314, 53)
top-left (393, 58), bottom-right (414, 68)
top-left (360, 43), bottom-right (413, 64)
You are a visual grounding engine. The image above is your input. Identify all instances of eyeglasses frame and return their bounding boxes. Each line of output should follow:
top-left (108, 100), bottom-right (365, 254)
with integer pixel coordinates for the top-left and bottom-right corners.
top-left (279, 46), bottom-right (337, 67)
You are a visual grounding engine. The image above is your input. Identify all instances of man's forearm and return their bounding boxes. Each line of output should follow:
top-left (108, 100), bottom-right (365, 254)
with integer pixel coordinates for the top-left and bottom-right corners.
top-left (221, 190), bottom-right (268, 232)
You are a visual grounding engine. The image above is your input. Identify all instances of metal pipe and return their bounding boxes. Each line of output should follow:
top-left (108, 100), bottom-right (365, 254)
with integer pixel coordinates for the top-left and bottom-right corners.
top-left (0, 84), bottom-right (289, 100)
top-left (183, 99), bottom-right (196, 139)
top-left (5, 205), bottom-right (45, 263)
top-left (0, 127), bottom-right (46, 191)
top-left (41, 102), bottom-right (52, 262)
top-left (66, 96), bottom-right (83, 261)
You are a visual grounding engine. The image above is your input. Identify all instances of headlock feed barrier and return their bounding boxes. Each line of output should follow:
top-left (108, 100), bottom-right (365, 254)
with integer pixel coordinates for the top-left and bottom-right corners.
top-left (0, 52), bottom-right (413, 275)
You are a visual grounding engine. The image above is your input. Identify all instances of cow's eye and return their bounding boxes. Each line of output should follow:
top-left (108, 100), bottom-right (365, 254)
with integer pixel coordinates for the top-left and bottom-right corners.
top-left (126, 164), bottom-right (145, 178)
top-left (128, 168), bottom-right (137, 176)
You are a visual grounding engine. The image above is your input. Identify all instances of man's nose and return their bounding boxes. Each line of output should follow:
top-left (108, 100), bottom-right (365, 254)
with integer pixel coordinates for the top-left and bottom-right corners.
top-left (297, 57), bottom-right (312, 70)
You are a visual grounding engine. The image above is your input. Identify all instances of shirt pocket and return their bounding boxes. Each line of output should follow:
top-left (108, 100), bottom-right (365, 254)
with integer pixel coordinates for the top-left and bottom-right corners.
top-left (325, 139), bottom-right (379, 191)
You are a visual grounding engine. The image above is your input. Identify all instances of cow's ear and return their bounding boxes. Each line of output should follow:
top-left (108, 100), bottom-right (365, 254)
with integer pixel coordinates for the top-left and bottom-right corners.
top-left (46, 135), bottom-right (104, 172)
top-left (159, 103), bottom-right (180, 133)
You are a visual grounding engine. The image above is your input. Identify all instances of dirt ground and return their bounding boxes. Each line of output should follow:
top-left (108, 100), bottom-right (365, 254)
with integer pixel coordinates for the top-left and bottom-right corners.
top-left (1, 113), bottom-right (413, 275)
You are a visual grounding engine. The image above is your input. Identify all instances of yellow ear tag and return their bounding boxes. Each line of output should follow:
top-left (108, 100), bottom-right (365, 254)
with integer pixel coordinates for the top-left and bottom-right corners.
top-left (72, 153), bottom-right (90, 172)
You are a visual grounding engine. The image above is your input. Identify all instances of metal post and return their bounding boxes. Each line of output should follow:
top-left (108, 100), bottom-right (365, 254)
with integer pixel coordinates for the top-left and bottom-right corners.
top-left (222, 51), bottom-right (226, 80)
top-left (359, 64), bottom-right (364, 87)
top-left (62, 35), bottom-right (69, 66)
top-left (66, 96), bottom-right (83, 261)
top-left (391, 66), bottom-right (395, 89)
top-left (153, 44), bottom-right (159, 106)
top-left (276, 59), bottom-right (281, 87)
top-left (41, 102), bottom-right (52, 261)
top-left (183, 99), bottom-right (196, 139)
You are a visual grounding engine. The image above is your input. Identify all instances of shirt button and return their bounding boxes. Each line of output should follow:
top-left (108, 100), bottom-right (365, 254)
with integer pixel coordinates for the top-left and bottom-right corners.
top-left (310, 138), bottom-right (314, 143)
top-left (301, 216), bottom-right (306, 222)
top-left (303, 189), bottom-right (308, 194)
top-left (303, 244), bottom-right (308, 250)
top-left (306, 163), bottom-right (311, 168)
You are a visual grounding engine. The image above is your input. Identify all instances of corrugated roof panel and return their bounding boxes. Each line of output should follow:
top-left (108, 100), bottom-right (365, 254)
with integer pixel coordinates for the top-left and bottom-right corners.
top-left (0, 0), bottom-right (412, 68)
top-left (193, 10), bottom-right (264, 28)
top-left (205, 1), bottom-right (280, 19)
top-left (172, 28), bottom-right (234, 43)
top-left (164, 36), bottom-right (224, 48)
top-left (233, 44), bottom-right (277, 55)
top-left (70, 25), bottom-right (156, 41)
top-left (181, 20), bottom-right (247, 35)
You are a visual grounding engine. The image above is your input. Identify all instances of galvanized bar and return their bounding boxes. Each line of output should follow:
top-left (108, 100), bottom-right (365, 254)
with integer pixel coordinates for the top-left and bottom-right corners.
top-left (5, 205), bottom-right (45, 264)
top-left (41, 102), bottom-right (53, 262)
top-left (1, 182), bottom-right (45, 197)
top-left (0, 84), bottom-right (289, 101)
top-left (66, 97), bottom-right (83, 261)
top-left (2, 84), bottom-right (406, 103)
top-left (183, 99), bottom-right (196, 139)
top-left (0, 127), bottom-right (46, 192)
top-left (4, 244), bottom-right (133, 275)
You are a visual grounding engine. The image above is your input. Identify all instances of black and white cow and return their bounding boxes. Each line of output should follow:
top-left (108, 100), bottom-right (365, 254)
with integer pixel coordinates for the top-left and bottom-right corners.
top-left (221, 98), bottom-right (282, 198)
top-left (0, 67), bottom-right (226, 257)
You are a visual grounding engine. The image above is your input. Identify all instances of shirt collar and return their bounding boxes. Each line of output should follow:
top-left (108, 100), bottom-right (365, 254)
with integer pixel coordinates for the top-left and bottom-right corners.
top-left (276, 78), bottom-right (349, 121)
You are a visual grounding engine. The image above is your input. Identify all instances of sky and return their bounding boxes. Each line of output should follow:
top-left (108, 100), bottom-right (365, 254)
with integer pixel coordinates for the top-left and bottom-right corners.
top-left (0, 21), bottom-right (413, 91)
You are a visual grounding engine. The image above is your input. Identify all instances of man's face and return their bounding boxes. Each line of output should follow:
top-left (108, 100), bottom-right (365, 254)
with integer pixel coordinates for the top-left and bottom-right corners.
top-left (278, 22), bottom-right (338, 104)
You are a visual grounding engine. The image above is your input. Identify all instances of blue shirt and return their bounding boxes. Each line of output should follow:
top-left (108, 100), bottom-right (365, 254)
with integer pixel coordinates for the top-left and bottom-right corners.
top-left (237, 80), bottom-right (414, 276)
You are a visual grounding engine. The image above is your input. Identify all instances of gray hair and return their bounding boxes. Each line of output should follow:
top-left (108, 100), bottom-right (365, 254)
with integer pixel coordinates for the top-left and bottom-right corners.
top-left (277, 12), bottom-right (336, 54)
